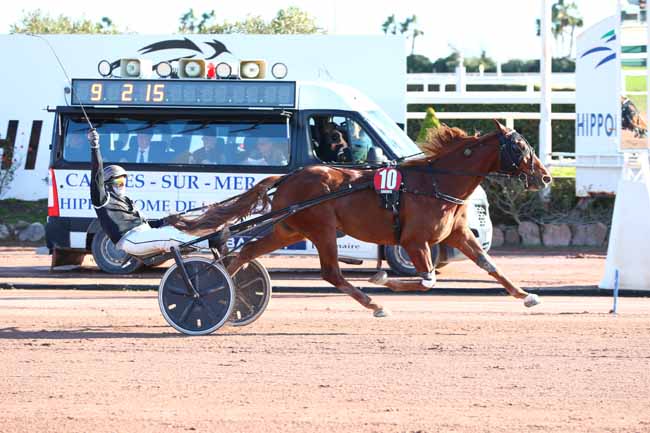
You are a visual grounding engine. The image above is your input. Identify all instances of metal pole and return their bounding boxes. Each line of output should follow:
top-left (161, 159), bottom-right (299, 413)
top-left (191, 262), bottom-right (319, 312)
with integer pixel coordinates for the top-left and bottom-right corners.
top-left (456, 53), bottom-right (466, 94)
top-left (539, 0), bottom-right (552, 166)
top-left (617, 0), bottom-right (625, 154)
top-left (612, 269), bottom-right (619, 314)
top-left (646, 0), bottom-right (650, 152)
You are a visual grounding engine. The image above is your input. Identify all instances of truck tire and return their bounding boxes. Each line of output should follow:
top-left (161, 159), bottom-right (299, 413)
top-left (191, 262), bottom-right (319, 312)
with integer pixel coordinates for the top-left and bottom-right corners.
top-left (385, 244), bottom-right (440, 276)
top-left (91, 230), bottom-right (142, 274)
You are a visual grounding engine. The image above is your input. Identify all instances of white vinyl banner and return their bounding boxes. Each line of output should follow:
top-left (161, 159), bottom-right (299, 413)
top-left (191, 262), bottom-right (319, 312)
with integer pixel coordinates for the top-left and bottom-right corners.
top-left (575, 15), bottom-right (621, 196)
top-left (596, 14), bottom-right (650, 292)
top-left (600, 154), bottom-right (650, 291)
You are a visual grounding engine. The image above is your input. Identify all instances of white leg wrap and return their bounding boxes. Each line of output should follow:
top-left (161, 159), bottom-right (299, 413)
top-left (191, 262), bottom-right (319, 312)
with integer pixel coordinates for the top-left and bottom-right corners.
top-left (477, 253), bottom-right (497, 274)
top-left (524, 294), bottom-right (541, 308)
top-left (421, 278), bottom-right (436, 288)
top-left (420, 271), bottom-right (436, 288)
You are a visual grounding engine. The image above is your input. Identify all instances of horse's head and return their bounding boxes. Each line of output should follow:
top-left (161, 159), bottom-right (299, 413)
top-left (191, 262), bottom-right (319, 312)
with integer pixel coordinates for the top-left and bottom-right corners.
top-left (492, 120), bottom-right (552, 191)
top-left (621, 97), bottom-right (648, 138)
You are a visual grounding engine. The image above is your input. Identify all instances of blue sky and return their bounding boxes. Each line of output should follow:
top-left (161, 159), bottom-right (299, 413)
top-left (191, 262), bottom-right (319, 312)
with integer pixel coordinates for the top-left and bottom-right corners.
top-left (1, 0), bottom-right (620, 60)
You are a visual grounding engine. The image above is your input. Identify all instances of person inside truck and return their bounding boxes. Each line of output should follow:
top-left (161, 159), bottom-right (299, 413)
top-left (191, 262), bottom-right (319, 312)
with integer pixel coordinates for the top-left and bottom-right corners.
top-left (88, 129), bottom-right (212, 257)
top-left (348, 121), bottom-right (373, 162)
top-left (243, 136), bottom-right (288, 166)
top-left (124, 131), bottom-right (168, 164)
top-left (190, 133), bottom-right (223, 165)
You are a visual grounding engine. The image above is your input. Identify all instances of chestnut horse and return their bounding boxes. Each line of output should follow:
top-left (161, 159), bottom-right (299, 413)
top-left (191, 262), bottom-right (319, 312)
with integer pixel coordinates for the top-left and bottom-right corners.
top-left (170, 121), bottom-right (552, 317)
top-left (621, 96), bottom-right (648, 138)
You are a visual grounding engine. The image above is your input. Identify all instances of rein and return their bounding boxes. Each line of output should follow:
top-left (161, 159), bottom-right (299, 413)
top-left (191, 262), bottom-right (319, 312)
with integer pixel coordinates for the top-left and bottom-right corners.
top-left (404, 131), bottom-right (531, 177)
top-left (401, 184), bottom-right (466, 205)
top-left (404, 165), bottom-right (515, 179)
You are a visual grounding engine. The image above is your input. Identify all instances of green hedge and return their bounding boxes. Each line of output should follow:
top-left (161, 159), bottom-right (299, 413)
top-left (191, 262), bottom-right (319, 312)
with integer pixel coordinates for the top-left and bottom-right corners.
top-left (480, 177), bottom-right (614, 226)
top-left (408, 54), bottom-right (577, 74)
top-left (0, 199), bottom-right (47, 225)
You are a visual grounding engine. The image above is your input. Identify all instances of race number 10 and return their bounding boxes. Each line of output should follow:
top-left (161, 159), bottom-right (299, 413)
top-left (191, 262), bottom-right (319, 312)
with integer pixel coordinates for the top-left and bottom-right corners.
top-left (373, 168), bottom-right (402, 192)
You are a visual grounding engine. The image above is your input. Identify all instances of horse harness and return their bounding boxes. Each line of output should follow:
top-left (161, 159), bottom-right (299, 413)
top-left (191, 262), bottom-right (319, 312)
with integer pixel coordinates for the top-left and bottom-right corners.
top-left (374, 130), bottom-right (535, 243)
top-left (264, 130), bottom-right (533, 245)
top-left (373, 169), bottom-right (472, 244)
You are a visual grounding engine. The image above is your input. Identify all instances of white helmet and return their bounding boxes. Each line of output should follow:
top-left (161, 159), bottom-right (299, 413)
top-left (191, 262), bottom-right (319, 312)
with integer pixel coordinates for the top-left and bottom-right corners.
top-left (103, 165), bottom-right (127, 183)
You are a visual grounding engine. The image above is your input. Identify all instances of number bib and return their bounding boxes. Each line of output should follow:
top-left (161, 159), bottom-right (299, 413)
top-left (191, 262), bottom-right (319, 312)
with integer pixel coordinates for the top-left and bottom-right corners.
top-left (373, 168), bottom-right (402, 193)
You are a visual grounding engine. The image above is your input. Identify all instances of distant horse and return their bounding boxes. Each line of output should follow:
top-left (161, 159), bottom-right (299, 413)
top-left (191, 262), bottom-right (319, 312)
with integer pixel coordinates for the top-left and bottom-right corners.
top-left (170, 121), bottom-right (552, 317)
top-left (621, 96), bottom-right (647, 138)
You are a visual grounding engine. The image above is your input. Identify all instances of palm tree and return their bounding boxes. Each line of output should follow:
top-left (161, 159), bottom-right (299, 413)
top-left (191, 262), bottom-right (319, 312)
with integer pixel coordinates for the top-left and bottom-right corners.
top-left (382, 14), bottom-right (423, 55)
top-left (411, 28), bottom-right (424, 55)
top-left (401, 15), bottom-right (423, 55)
top-left (382, 14), bottom-right (397, 35)
top-left (551, 0), bottom-right (584, 57)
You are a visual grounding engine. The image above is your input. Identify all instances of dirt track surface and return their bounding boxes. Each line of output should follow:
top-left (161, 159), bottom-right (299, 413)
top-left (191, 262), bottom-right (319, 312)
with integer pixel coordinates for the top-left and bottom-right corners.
top-left (2, 289), bottom-right (650, 433)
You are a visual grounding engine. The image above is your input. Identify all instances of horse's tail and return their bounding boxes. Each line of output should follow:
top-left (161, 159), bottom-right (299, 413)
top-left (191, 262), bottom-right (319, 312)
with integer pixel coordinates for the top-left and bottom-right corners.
top-left (168, 176), bottom-right (282, 235)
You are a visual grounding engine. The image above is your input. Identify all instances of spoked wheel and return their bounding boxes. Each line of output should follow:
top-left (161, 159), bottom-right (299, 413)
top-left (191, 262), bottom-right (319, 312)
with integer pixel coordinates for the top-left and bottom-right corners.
top-left (227, 259), bottom-right (272, 326)
top-left (158, 257), bottom-right (235, 336)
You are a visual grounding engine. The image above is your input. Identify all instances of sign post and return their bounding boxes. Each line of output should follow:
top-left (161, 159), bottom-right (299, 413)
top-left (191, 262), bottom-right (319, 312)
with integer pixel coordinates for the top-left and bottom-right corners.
top-left (539, 0), bottom-right (552, 167)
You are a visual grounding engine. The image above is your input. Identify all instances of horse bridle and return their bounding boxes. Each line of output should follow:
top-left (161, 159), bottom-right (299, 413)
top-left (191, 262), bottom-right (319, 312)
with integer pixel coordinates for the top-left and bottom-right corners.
top-left (399, 129), bottom-right (538, 206)
top-left (421, 130), bottom-right (536, 181)
top-left (622, 98), bottom-right (636, 129)
top-left (497, 130), bottom-right (535, 187)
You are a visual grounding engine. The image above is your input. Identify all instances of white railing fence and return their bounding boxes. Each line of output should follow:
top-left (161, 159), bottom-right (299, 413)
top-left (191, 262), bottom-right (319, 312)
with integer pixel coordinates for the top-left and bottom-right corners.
top-left (407, 71), bottom-right (576, 104)
top-left (405, 68), bottom-right (643, 168)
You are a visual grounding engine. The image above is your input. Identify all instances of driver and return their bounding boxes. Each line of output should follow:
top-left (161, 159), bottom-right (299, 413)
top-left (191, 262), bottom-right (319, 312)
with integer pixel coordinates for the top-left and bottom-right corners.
top-left (88, 129), bottom-right (208, 257)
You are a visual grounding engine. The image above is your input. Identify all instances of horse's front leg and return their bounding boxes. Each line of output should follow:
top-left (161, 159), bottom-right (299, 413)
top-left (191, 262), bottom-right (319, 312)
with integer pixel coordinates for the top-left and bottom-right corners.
top-left (444, 227), bottom-right (540, 307)
top-left (369, 240), bottom-right (436, 292)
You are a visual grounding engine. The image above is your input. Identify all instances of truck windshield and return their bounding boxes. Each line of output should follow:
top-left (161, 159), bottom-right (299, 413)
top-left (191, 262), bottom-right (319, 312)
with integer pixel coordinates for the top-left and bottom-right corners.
top-left (62, 116), bottom-right (290, 166)
top-left (362, 110), bottom-right (421, 159)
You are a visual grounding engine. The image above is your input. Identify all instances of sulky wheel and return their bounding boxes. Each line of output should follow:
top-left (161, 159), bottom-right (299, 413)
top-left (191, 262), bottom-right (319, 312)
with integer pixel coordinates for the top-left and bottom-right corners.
top-left (228, 259), bottom-right (272, 326)
top-left (158, 256), bottom-right (235, 336)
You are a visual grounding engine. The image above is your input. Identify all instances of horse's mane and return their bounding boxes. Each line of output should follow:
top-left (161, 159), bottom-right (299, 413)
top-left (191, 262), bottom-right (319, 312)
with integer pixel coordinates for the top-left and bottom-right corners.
top-left (402, 125), bottom-right (479, 166)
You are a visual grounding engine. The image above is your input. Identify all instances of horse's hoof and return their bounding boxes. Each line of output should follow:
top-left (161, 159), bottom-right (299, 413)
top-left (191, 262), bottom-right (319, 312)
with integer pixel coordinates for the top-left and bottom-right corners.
top-left (373, 308), bottom-right (390, 318)
top-left (369, 271), bottom-right (388, 285)
top-left (523, 294), bottom-right (541, 308)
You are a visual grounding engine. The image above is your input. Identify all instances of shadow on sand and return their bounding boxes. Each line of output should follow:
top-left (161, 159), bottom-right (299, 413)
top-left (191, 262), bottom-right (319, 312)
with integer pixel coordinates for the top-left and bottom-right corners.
top-left (0, 326), bottom-right (350, 340)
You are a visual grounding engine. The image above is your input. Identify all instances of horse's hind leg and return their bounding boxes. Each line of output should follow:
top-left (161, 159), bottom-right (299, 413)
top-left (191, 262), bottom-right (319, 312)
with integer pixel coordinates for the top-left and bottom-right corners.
top-left (445, 226), bottom-right (540, 308)
top-left (225, 224), bottom-right (304, 276)
top-left (369, 240), bottom-right (436, 292)
top-left (308, 230), bottom-right (388, 317)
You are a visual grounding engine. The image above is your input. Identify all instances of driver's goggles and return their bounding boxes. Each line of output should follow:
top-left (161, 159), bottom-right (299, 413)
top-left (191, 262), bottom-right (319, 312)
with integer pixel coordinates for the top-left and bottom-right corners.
top-left (111, 178), bottom-right (126, 188)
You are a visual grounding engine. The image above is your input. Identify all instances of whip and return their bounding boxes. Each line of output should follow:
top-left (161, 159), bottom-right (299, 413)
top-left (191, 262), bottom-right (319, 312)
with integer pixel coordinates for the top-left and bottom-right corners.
top-left (26, 33), bottom-right (95, 130)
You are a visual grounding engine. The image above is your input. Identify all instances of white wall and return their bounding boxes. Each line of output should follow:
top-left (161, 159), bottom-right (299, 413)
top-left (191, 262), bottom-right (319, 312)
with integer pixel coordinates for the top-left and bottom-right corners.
top-left (0, 34), bottom-right (406, 200)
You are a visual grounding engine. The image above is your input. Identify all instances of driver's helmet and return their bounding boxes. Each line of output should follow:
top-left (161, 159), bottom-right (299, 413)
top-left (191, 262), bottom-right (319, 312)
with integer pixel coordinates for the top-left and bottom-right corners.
top-left (103, 165), bottom-right (127, 183)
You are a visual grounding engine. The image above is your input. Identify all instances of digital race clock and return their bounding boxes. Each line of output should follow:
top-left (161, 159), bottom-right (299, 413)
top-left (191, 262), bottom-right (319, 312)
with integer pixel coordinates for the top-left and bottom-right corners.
top-left (71, 79), bottom-right (296, 108)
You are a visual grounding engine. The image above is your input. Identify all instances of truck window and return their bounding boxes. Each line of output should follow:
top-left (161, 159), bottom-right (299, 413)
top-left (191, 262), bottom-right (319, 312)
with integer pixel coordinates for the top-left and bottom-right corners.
top-left (62, 117), bottom-right (290, 167)
top-left (308, 115), bottom-right (377, 164)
